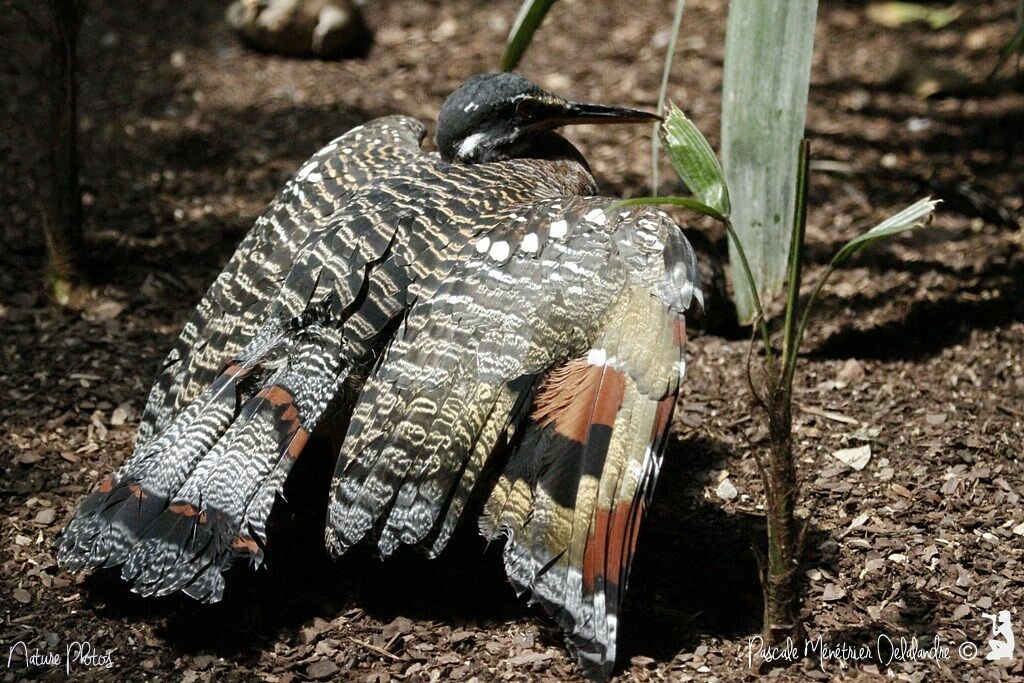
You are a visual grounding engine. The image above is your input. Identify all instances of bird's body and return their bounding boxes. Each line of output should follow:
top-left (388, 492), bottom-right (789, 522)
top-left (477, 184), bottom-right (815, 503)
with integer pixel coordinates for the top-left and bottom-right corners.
top-left (58, 75), bottom-right (701, 679)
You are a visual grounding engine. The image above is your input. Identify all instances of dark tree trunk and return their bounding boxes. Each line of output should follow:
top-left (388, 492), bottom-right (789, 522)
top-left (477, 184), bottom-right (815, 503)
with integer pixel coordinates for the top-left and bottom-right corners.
top-left (43, 0), bottom-right (84, 300)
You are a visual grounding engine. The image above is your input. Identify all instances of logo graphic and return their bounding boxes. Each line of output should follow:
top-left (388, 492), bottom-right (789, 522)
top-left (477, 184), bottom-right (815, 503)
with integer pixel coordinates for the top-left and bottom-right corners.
top-left (982, 611), bottom-right (1015, 661)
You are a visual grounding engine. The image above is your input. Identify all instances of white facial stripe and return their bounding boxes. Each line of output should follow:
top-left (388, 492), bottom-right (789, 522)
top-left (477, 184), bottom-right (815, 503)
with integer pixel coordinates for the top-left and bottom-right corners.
top-left (457, 132), bottom-right (487, 158)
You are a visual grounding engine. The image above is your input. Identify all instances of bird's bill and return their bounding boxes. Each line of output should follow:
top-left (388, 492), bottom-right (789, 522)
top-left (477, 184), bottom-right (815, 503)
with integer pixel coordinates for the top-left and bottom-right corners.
top-left (519, 97), bottom-right (661, 129)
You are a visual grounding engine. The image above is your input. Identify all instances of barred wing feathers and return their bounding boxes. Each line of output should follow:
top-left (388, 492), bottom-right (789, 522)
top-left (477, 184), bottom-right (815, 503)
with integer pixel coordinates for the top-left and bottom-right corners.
top-left (137, 116), bottom-right (429, 447)
top-left (325, 197), bottom-right (700, 680)
top-left (56, 121), bottom-right (598, 601)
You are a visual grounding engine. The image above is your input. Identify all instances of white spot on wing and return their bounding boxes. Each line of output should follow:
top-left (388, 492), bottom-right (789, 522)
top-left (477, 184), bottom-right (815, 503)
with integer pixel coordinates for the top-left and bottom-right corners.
top-left (475, 236), bottom-right (491, 254)
top-left (549, 219), bottom-right (568, 239)
top-left (584, 208), bottom-right (608, 225)
top-left (520, 233), bottom-right (539, 253)
top-left (586, 348), bottom-right (607, 366)
top-left (296, 161), bottom-right (317, 180)
top-left (488, 240), bottom-right (510, 261)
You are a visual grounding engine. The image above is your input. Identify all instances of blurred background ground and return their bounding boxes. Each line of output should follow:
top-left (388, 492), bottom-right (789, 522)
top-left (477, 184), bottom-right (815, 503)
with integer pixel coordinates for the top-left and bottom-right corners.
top-left (1, 0), bottom-right (1022, 680)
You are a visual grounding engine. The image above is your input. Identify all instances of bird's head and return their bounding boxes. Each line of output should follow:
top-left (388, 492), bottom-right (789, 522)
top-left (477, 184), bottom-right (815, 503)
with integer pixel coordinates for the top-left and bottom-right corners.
top-left (435, 73), bottom-right (659, 165)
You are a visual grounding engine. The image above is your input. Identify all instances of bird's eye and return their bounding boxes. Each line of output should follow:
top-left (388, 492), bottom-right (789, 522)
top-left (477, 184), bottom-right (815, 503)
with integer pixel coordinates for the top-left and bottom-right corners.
top-left (516, 98), bottom-right (539, 122)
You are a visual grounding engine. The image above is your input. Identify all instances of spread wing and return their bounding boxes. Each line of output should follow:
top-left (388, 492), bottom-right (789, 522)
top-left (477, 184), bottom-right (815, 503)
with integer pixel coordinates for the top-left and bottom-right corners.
top-left (136, 115), bottom-right (429, 447)
top-left (324, 196), bottom-right (701, 565)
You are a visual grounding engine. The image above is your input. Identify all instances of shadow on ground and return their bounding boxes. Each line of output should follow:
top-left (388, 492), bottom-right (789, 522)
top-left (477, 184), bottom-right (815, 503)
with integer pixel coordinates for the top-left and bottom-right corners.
top-left (810, 249), bottom-right (1024, 361)
top-left (80, 433), bottom-right (813, 672)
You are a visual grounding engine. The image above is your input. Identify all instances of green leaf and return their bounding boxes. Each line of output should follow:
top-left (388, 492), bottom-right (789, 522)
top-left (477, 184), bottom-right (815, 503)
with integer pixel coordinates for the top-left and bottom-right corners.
top-left (501, 0), bottom-right (559, 72)
top-left (720, 0), bottom-right (818, 324)
top-left (866, 2), bottom-right (963, 30)
top-left (792, 197), bottom-right (939, 362)
top-left (661, 104), bottom-right (730, 216)
top-left (833, 198), bottom-right (939, 264)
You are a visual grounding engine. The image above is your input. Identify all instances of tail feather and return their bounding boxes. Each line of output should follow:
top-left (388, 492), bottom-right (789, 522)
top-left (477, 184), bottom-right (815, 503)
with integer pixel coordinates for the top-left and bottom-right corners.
top-left (481, 310), bottom-right (686, 680)
top-left (55, 350), bottom-right (270, 571)
top-left (58, 325), bottom-right (346, 602)
top-left (120, 330), bottom-right (345, 600)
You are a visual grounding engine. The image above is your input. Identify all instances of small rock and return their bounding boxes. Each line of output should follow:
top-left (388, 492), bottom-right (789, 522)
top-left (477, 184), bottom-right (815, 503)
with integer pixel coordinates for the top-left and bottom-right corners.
top-left (13, 588), bottom-right (31, 604)
top-left (34, 508), bottom-right (57, 525)
top-left (110, 402), bottom-right (132, 426)
top-left (306, 659), bottom-right (340, 680)
top-left (86, 300), bottom-right (125, 322)
top-left (226, 0), bottom-right (373, 60)
top-left (630, 655), bottom-right (656, 668)
top-left (715, 478), bottom-right (738, 501)
top-left (382, 616), bottom-right (414, 640)
top-left (952, 604), bottom-right (971, 620)
top-left (836, 359), bottom-right (865, 383)
top-left (191, 654), bottom-right (214, 670)
top-left (832, 445), bottom-right (871, 471)
top-left (955, 567), bottom-right (974, 587)
top-left (543, 73), bottom-right (571, 91)
top-left (864, 558), bottom-right (885, 573)
top-left (821, 584), bottom-right (846, 602)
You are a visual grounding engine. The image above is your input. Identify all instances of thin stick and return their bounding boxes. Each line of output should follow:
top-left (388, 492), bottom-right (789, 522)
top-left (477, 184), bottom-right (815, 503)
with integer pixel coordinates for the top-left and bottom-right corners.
top-left (348, 638), bottom-right (401, 661)
top-left (652, 0), bottom-right (687, 193)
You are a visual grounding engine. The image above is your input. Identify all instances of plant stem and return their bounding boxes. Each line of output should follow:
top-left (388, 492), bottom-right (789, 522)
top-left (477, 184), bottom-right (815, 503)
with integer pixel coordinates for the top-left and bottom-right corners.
top-left (792, 261), bottom-right (835, 376)
top-left (780, 140), bottom-right (810, 400)
top-left (758, 139), bottom-right (811, 652)
top-left (761, 414), bottom-right (802, 647)
top-left (652, 0), bottom-right (687, 193)
top-left (722, 217), bottom-right (775, 379)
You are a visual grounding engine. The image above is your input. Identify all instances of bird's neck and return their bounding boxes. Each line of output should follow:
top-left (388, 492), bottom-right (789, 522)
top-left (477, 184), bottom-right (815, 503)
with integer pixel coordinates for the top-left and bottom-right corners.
top-left (504, 131), bottom-right (592, 171)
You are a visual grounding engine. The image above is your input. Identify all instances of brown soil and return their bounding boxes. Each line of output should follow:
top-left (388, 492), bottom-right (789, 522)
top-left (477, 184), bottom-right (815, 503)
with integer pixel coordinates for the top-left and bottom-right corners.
top-left (2, 0), bottom-right (1023, 681)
